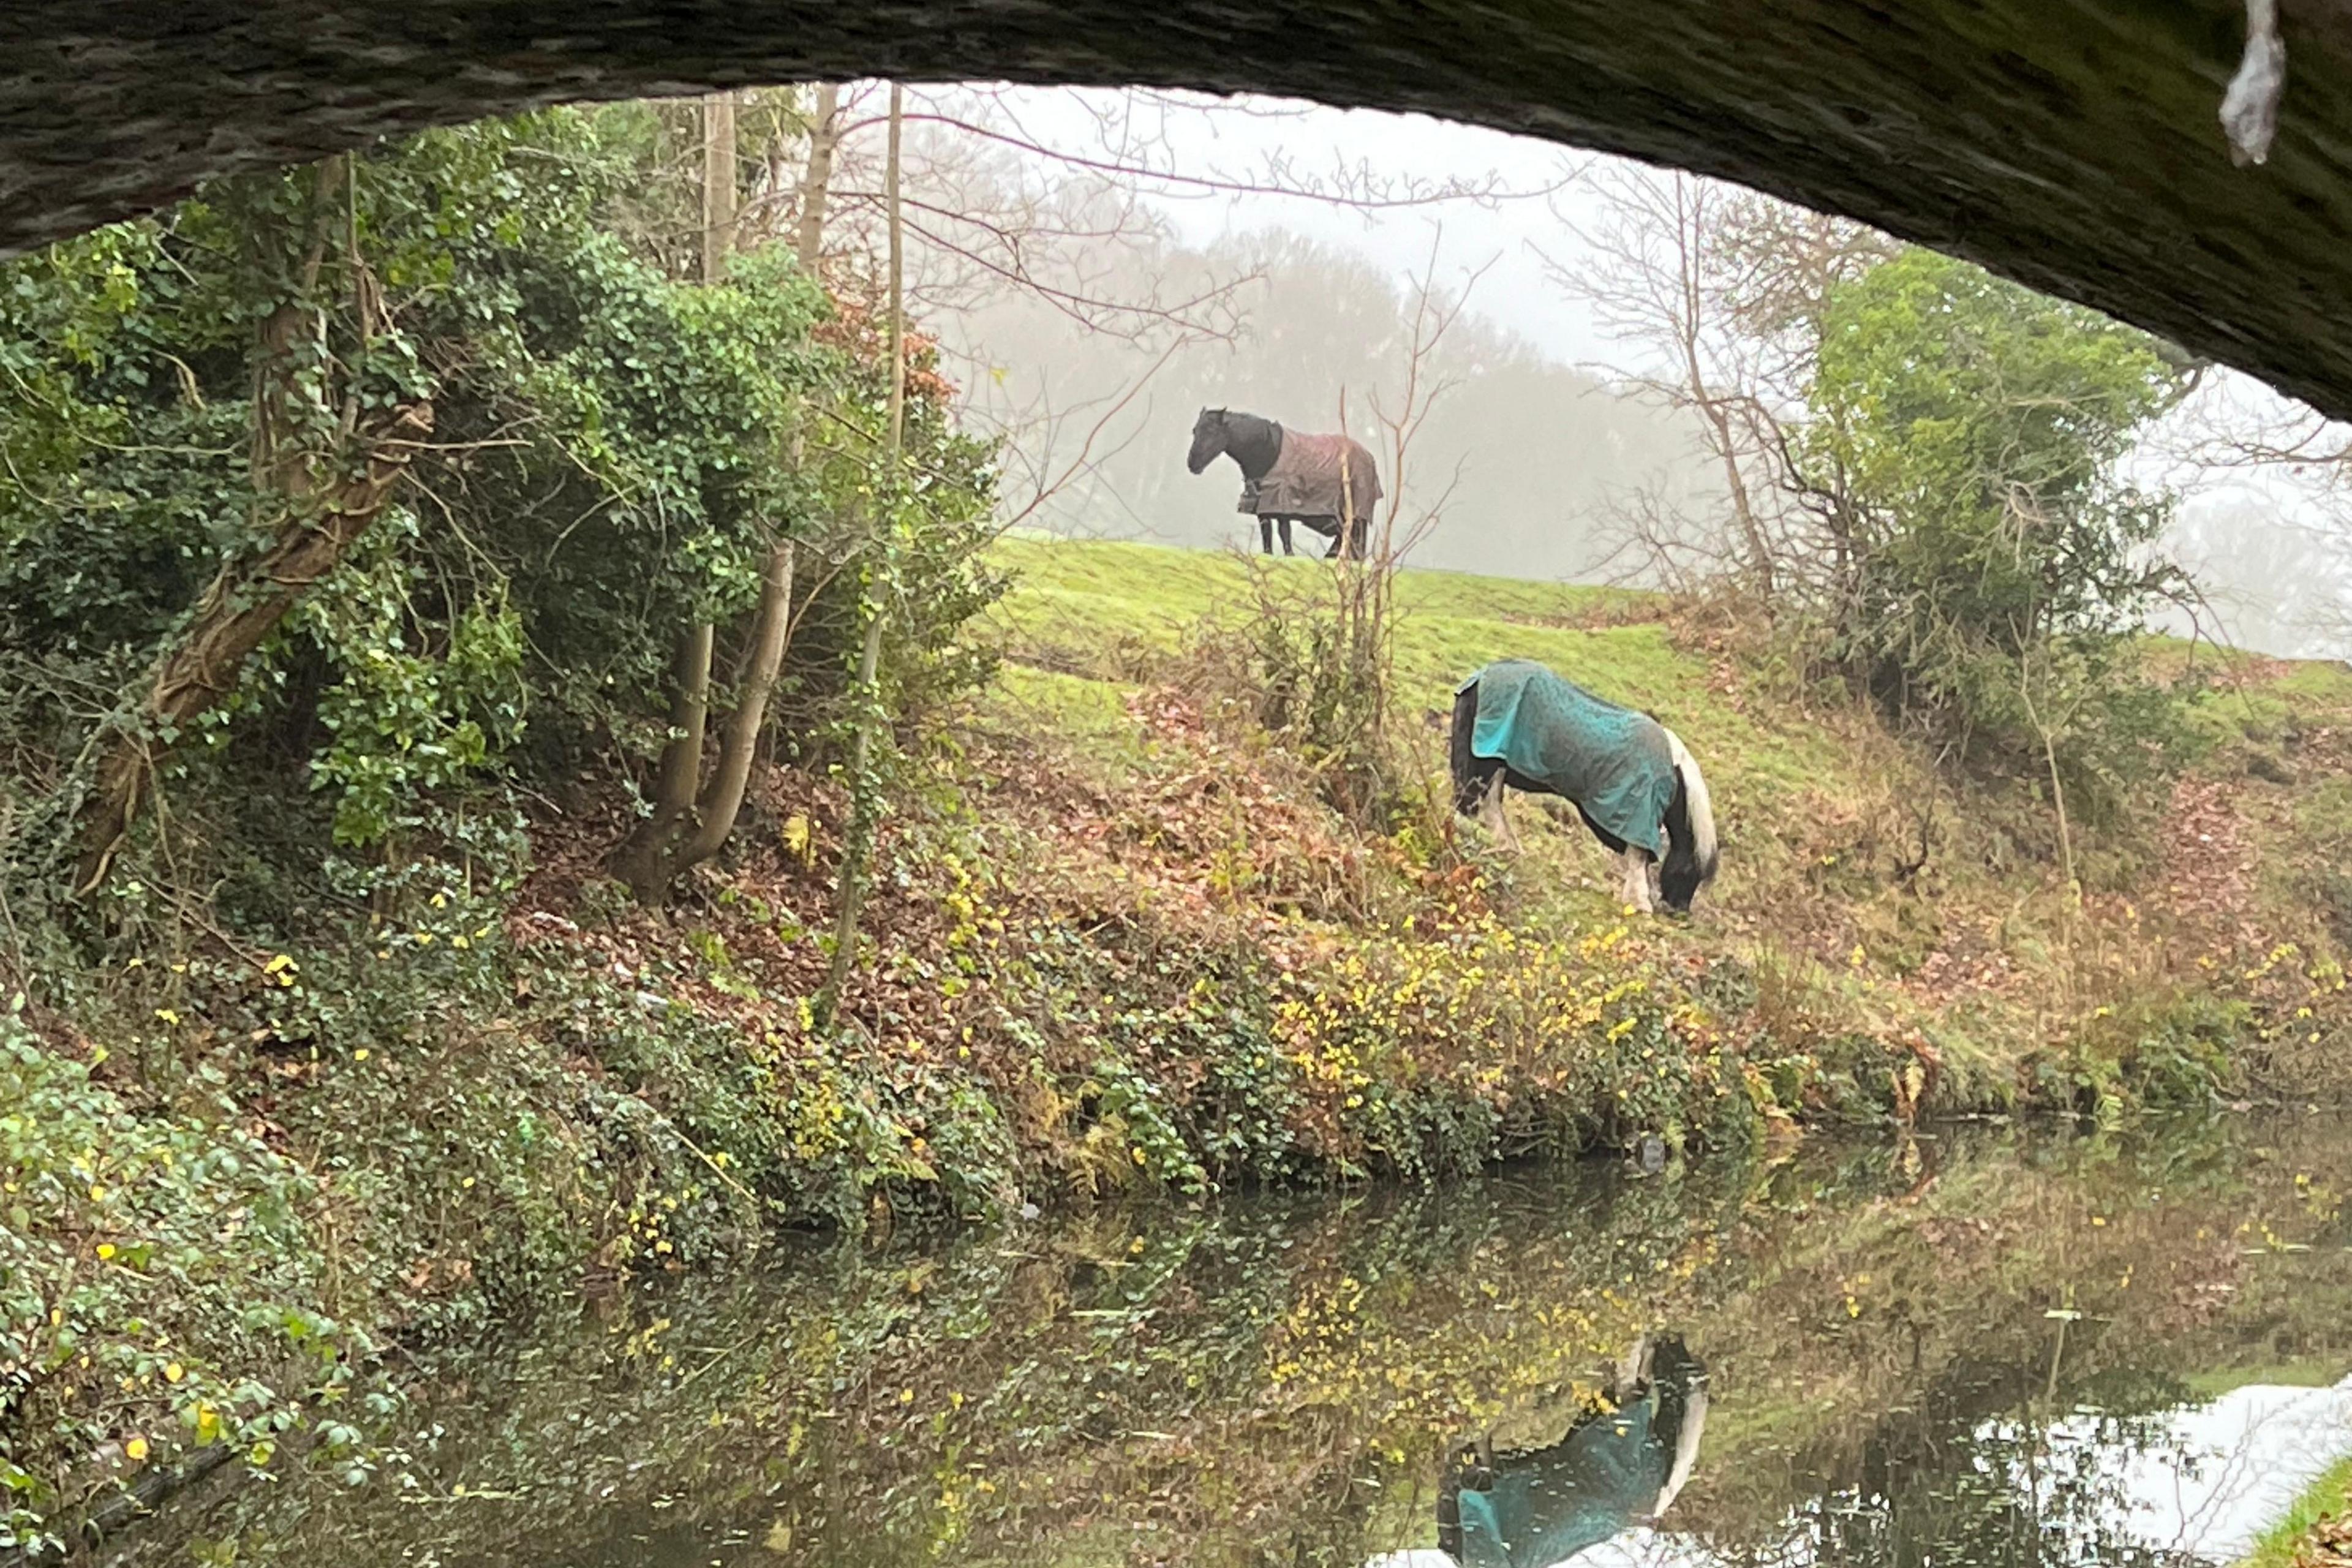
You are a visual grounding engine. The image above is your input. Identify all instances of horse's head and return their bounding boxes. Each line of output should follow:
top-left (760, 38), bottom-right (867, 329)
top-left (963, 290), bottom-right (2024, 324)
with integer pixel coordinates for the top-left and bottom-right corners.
top-left (1186, 407), bottom-right (1228, 474)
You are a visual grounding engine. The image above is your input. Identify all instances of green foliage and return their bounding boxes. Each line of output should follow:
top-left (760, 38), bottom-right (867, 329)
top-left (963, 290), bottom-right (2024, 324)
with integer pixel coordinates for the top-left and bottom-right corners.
top-left (299, 543), bottom-right (529, 852)
top-left (777, 324), bottom-right (1006, 757)
top-left (0, 97), bottom-right (1012, 1539)
top-left (1803, 249), bottom-right (2195, 816)
top-left (2243, 1457), bottom-right (2352, 1568)
top-left (0, 1011), bottom-right (364, 1552)
top-left (0, 104), bottom-right (1001, 923)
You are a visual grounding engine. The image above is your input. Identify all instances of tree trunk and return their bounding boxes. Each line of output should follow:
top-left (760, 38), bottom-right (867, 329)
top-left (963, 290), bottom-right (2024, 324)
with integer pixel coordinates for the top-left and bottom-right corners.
top-left (620, 95), bottom-right (744, 902)
top-left (621, 92), bottom-right (826, 903)
top-left (1667, 176), bottom-right (1775, 601)
top-left (815, 604), bottom-right (886, 1031)
top-left (814, 84), bottom-right (905, 1036)
top-left (75, 402), bottom-right (434, 895)
top-left (249, 157), bottom-right (343, 503)
top-left (883, 84), bottom-right (907, 453)
top-left (615, 622), bottom-right (713, 902)
top-left (701, 89), bottom-right (737, 284)
top-left (795, 84), bottom-right (840, 274)
top-left (674, 541), bottom-right (794, 867)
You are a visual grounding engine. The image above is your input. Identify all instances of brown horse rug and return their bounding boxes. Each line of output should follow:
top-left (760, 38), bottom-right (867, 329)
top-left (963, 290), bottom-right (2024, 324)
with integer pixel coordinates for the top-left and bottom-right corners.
top-left (1236, 429), bottom-right (1382, 525)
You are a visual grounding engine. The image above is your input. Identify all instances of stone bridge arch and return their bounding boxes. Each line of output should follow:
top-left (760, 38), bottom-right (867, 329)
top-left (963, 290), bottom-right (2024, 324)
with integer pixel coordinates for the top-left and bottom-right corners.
top-left (3, 2), bottom-right (2347, 414)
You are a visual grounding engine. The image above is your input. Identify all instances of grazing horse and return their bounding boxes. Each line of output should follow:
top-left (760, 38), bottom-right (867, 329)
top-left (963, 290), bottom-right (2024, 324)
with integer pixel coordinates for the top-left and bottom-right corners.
top-left (1449, 659), bottom-right (1718, 914)
top-left (1186, 407), bottom-right (1382, 560)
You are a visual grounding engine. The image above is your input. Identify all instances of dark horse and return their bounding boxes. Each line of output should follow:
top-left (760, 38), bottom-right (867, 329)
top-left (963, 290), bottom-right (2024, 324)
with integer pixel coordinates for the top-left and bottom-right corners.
top-left (1186, 407), bottom-right (1382, 560)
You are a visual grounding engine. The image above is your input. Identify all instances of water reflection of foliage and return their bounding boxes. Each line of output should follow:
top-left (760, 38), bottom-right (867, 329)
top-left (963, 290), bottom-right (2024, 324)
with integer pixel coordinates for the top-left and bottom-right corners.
top-left (109, 1120), bottom-right (2350, 1568)
top-left (1671, 1118), bottom-right (2349, 1567)
top-left (1711, 1395), bottom-right (2209, 1568)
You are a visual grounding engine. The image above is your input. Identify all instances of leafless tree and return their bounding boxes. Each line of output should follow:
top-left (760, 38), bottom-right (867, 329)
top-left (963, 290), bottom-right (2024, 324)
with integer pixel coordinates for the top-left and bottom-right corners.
top-left (788, 84), bottom-right (1574, 532)
top-left (1539, 168), bottom-right (1890, 604)
top-left (2158, 373), bottom-right (2352, 655)
top-left (1252, 224), bottom-right (1485, 822)
top-left (1366, 226), bottom-right (1486, 571)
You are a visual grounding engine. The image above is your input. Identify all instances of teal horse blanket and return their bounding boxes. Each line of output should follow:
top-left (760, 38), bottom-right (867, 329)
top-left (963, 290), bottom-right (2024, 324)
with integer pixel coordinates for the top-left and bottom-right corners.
top-left (1460, 660), bottom-right (1676, 856)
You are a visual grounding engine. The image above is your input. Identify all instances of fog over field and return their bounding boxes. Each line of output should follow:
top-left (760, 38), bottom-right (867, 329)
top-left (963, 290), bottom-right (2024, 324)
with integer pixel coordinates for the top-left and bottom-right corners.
top-left (884, 86), bottom-right (2352, 657)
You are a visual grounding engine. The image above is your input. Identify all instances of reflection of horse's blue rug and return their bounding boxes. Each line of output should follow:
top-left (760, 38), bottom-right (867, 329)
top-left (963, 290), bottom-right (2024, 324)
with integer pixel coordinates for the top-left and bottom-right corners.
top-left (1460, 660), bottom-right (1676, 856)
top-left (1453, 1392), bottom-right (1667, 1568)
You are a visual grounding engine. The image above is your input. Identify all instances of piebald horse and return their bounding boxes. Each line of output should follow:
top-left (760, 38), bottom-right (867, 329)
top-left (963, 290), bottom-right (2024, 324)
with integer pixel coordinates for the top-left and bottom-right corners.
top-left (1449, 659), bottom-right (1718, 914)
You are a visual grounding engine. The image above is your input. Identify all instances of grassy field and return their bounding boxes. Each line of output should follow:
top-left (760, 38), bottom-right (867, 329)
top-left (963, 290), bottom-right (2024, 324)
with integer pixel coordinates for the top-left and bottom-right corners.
top-left (2245, 1459), bottom-right (2352, 1567)
top-left (987, 535), bottom-right (1845, 894)
top-left (993, 533), bottom-right (1708, 713)
top-left (980, 533), bottom-right (2352, 1112)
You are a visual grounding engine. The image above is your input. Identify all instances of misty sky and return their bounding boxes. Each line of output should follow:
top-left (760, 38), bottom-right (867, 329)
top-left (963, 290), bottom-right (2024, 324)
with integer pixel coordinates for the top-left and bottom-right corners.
top-left (937, 85), bottom-right (2352, 657)
top-left (997, 88), bottom-right (1615, 368)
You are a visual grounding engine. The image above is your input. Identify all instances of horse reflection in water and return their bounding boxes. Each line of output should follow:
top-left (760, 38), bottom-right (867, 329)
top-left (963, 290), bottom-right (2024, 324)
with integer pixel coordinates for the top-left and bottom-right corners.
top-left (1383, 1335), bottom-right (1709, 1568)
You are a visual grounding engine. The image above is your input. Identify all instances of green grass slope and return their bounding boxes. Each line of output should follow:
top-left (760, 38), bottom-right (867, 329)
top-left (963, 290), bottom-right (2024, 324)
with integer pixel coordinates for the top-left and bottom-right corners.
top-left (984, 535), bottom-right (2352, 1114)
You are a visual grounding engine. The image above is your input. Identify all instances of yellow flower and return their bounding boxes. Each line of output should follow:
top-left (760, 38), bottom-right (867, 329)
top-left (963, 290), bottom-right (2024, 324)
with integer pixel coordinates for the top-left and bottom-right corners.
top-left (125, 1437), bottom-right (149, 1463)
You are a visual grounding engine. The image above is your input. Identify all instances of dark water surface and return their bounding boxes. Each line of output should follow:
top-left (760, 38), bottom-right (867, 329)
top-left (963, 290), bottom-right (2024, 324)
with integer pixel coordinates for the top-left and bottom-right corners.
top-left (110, 1117), bottom-right (2352, 1567)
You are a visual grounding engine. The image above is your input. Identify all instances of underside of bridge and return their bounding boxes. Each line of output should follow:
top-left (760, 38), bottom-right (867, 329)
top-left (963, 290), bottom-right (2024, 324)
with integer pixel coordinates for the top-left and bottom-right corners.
top-left (3, 3), bottom-right (2349, 415)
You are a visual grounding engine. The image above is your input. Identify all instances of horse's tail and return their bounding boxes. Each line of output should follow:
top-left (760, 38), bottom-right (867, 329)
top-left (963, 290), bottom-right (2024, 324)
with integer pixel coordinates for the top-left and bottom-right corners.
top-left (1449, 681), bottom-right (1485, 816)
top-left (1659, 728), bottom-right (1719, 911)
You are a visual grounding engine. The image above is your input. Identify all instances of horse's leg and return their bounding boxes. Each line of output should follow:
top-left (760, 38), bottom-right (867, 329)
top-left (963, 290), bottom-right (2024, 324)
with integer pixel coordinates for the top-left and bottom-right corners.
top-left (1261, 516), bottom-right (1273, 556)
top-left (1616, 1335), bottom-right (1652, 1395)
top-left (1281, 518), bottom-right (1295, 556)
top-left (1482, 774), bottom-right (1522, 853)
top-left (1620, 848), bottom-right (1656, 913)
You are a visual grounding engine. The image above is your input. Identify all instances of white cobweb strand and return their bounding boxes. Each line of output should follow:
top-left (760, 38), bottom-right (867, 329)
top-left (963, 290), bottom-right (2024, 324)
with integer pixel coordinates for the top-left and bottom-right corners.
top-left (2221, 0), bottom-right (2286, 167)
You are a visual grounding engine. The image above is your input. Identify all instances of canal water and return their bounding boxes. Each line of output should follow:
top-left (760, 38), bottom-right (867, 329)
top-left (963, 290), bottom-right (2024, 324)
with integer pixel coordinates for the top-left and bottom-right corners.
top-left (108, 1115), bottom-right (2352, 1567)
